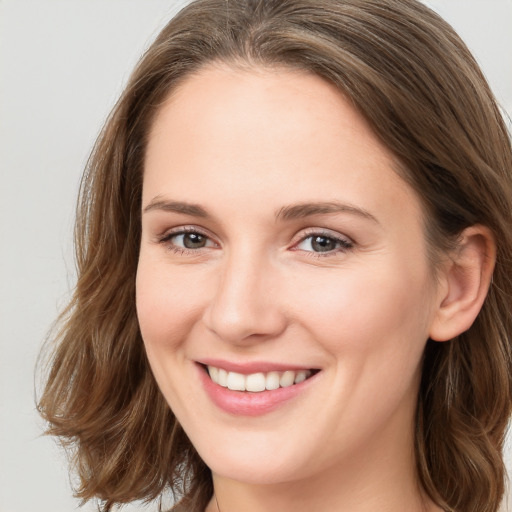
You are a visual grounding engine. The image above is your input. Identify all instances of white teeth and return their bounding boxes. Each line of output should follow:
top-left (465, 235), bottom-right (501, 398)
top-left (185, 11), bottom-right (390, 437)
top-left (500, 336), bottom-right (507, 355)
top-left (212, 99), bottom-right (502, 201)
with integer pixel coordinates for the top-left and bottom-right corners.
top-left (217, 368), bottom-right (228, 387)
top-left (294, 370), bottom-right (307, 384)
top-left (208, 366), bottom-right (219, 382)
top-left (227, 371), bottom-right (245, 391)
top-left (245, 372), bottom-right (266, 392)
top-left (207, 366), bottom-right (313, 393)
top-left (265, 371), bottom-right (281, 390)
top-left (280, 370), bottom-right (295, 388)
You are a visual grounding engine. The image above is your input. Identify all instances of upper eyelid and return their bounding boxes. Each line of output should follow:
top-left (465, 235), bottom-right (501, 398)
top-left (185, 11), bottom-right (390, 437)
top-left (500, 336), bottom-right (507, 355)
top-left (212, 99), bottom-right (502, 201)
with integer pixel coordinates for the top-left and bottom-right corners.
top-left (157, 227), bottom-right (219, 253)
top-left (291, 227), bottom-right (354, 245)
top-left (155, 225), bottom-right (353, 248)
top-left (158, 225), bottom-right (216, 241)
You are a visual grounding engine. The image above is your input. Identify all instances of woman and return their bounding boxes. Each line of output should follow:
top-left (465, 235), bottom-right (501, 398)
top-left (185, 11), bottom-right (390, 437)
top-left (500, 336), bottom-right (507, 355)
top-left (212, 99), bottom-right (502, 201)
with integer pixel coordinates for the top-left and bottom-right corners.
top-left (38, 1), bottom-right (512, 511)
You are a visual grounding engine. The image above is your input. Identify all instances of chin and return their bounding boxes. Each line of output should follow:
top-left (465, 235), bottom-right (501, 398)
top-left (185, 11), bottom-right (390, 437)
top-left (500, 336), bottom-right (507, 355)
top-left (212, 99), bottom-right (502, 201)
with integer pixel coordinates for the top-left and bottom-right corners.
top-left (206, 457), bottom-right (302, 485)
top-left (188, 427), bottom-right (316, 485)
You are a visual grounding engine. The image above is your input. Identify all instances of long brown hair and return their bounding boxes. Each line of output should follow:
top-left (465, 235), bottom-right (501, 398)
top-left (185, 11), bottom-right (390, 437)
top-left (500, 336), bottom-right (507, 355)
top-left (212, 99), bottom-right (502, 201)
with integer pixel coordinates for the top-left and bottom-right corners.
top-left (38, 1), bottom-right (512, 511)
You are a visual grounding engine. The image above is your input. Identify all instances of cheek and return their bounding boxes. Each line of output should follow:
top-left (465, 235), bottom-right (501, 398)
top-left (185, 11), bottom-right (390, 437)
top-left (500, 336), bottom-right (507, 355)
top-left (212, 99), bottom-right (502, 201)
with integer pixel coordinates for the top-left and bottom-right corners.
top-left (135, 257), bottom-right (206, 413)
top-left (135, 256), bottom-right (203, 353)
top-left (284, 261), bottom-right (432, 449)
top-left (286, 255), bottom-right (434, 391)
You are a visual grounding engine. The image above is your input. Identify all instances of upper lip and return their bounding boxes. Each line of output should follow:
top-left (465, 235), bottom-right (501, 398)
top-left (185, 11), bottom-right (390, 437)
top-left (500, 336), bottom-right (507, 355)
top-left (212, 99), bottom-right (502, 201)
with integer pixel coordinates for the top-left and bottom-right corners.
top-left (197, 358), bottom-right (318, 374)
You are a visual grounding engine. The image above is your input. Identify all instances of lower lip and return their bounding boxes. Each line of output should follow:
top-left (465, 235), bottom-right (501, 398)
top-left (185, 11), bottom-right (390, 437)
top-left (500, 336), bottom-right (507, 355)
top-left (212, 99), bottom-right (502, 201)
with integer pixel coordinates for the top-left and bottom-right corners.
top-left (198, 365), bottom-right (318, 416)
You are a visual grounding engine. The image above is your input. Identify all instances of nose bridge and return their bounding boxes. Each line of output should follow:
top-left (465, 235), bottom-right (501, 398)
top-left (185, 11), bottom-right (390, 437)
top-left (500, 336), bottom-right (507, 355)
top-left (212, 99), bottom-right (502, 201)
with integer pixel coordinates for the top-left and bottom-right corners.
top-left (204, 243), bottom-right (285, 343)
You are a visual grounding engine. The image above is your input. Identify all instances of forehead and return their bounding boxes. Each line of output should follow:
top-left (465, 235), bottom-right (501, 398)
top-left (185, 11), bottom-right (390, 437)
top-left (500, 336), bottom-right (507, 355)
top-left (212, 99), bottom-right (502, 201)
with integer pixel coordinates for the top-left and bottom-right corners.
top-left (147, 64), bottom-right (390, 161)
top-left (143, 64), bottom-right (422, 229)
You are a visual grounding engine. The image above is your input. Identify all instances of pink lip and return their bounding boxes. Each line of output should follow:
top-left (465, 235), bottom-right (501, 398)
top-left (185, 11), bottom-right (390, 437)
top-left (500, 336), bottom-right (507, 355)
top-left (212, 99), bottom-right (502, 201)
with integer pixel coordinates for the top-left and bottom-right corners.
top-left (196, 363), bottom-right (319, 417)
top-left (197, 358), bottom-right (314, 374)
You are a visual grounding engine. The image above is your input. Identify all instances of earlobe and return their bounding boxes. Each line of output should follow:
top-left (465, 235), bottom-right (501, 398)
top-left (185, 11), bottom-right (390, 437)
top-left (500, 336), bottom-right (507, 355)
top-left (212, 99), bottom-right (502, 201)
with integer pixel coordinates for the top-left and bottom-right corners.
top-left (429, 225), bottom-right (496, 342)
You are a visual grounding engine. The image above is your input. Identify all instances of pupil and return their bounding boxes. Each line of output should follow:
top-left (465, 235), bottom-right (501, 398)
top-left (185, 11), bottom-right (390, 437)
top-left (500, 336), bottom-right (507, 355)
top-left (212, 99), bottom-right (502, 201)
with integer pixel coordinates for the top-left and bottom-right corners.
top-left (184, 233), bottom-right (206, 249)
top-left (312, 236), bottom-right (335, 252)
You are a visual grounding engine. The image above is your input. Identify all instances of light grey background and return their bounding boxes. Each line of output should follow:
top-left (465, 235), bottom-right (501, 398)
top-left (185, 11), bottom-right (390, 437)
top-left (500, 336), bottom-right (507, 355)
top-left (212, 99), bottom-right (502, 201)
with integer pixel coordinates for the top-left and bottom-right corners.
top-left (0, 1), bottom-right (511, 511)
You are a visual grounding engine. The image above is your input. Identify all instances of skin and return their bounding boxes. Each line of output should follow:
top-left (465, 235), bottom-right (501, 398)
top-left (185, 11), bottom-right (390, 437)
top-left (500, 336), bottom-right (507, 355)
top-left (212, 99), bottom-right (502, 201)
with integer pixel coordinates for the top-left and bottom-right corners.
top-left (136, 64), bottom-right (458, 512)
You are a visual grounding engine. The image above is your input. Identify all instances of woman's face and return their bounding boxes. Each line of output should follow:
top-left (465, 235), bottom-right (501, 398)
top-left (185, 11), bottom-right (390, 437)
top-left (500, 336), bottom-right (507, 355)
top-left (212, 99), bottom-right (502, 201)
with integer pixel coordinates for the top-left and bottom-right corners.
top-left (136, 65), bottom-right (443, 485)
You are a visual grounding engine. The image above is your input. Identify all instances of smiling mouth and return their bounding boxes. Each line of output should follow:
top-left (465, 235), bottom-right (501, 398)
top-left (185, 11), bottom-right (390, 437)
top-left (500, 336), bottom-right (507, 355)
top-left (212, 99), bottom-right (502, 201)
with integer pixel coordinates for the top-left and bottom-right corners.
top-left (205, 365), bottom-right (319, 393)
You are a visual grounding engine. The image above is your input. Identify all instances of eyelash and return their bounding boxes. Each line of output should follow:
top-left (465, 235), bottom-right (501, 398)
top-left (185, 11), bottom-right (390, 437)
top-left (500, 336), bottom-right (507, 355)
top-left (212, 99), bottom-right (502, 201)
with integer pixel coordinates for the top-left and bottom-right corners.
top-left (292, 229), bottom-right (354, 258)
top-left (157, 227), bottom-right (354, 258)
top-left (158, 227), bottom-right (216, 256)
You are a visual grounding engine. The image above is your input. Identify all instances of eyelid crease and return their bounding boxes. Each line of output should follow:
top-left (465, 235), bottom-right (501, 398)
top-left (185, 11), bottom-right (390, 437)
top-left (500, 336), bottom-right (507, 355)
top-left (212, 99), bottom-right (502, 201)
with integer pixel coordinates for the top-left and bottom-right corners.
top-left (157, 227), bottom-right (219, 257)
top-left (290, 229), bottom-right (355, 258)
top-left (155, 225), bottom-right (355, 259)
top-left (157, 225), bottom-right (215, 242)
top-left (290, 226), bottom-right (354, 245)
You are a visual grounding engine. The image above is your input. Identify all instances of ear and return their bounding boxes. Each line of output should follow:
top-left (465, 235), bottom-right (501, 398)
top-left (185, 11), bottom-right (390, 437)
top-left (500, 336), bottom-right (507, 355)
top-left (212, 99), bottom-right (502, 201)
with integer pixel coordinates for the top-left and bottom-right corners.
top-left (429, 225), bottom-right (496, 342)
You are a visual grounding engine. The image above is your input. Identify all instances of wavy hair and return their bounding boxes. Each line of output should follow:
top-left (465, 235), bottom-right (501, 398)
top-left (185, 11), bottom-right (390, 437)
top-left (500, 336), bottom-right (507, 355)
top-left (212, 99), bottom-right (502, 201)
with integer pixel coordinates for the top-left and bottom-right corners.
top-left (38, 1), bottom-right (512, 511)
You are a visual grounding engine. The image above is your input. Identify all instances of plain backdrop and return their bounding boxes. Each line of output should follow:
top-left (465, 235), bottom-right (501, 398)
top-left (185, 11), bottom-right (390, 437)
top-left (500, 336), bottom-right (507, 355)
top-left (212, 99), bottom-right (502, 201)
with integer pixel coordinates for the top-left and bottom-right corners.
top-left (1, 1), bottom-right (511, 511)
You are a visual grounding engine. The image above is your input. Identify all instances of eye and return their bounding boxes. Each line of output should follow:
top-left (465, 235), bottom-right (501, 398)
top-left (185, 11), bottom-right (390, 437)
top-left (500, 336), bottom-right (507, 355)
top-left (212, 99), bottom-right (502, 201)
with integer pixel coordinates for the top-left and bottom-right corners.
top-left (159, 228), bottom-right (217, 253)
top-left (172, 232), bottom-right (210, 249)
top-left (295, 233), bottom-right (353, 254)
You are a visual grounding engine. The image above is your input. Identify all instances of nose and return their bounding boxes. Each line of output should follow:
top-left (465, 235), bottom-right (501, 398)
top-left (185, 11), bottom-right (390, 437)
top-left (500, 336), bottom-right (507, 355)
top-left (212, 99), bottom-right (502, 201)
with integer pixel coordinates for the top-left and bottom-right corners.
top-left (202, 250), bottom-right (287, 344)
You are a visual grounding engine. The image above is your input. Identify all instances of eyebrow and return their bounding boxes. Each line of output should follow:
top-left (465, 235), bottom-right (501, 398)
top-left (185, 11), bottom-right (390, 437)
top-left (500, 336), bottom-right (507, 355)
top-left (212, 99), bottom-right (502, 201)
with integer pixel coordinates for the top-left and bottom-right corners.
top-left (276, 201), bottom-right (379, 223)
top-left (143, 198), bottom-right (378, 224)
top-left (143, 199), bottom-right (208, 217)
